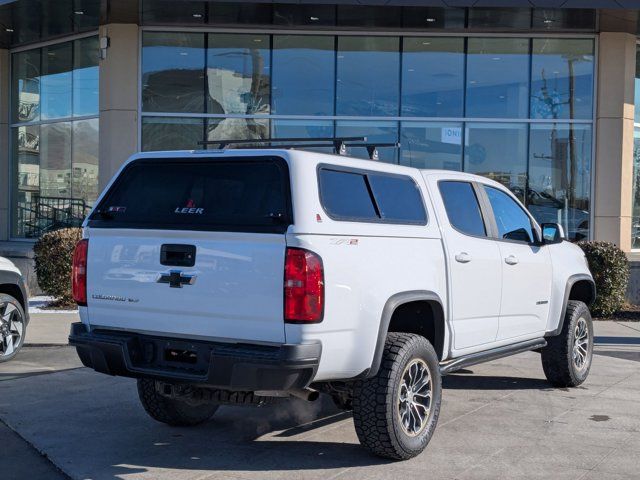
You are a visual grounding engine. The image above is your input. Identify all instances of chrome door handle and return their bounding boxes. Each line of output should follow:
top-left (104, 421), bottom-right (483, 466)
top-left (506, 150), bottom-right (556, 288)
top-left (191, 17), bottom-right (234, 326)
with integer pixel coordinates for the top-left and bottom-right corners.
top-left (455, 252), bottom-right (472, 263)
top-left (505, 255), bottom-right (519, 265)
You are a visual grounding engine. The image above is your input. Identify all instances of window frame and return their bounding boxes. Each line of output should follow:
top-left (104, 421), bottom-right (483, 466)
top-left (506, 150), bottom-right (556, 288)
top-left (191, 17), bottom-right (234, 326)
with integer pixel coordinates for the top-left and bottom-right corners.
top-left (317, 164), bottom-right (428, 226)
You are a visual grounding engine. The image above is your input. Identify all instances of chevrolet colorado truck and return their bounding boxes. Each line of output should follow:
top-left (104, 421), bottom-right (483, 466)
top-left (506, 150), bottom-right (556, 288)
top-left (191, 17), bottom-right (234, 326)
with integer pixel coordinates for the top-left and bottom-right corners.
top-left (69, 148), bottom-right (595, 460)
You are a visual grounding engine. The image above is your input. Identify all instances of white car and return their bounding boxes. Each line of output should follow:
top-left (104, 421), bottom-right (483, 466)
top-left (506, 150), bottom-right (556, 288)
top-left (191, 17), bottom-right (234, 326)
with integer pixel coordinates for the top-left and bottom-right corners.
top-left (0, 257), bottom-right (29, 362)
top-left (69, 147), bottom-right (595, 460)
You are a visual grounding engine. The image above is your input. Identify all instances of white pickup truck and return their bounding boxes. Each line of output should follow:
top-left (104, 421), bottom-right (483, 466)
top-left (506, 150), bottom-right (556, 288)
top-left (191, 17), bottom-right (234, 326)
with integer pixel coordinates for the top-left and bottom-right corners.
top-left (69, 148), bottom-right (595, 460)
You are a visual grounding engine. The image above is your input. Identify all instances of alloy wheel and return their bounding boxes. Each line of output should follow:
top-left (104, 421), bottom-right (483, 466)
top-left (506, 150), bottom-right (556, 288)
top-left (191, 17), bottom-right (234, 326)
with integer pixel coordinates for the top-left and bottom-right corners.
top-left (0, 302), bottom-right (24, 358)
top-left (572, 317), bottom-right (590, 370)
top-left (397, 358), bottom-right (433, 436)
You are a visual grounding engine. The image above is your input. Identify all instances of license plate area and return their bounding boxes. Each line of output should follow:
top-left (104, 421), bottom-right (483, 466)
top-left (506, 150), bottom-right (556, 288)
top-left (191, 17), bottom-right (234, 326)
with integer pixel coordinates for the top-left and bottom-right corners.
top-left (130, 337), bottom-right (211, 377)
top-left (164, 347), bottom-right (197, 364)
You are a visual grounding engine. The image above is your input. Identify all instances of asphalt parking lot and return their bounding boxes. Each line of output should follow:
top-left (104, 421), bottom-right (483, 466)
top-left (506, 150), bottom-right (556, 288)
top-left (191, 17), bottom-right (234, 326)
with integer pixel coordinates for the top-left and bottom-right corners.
top-left (1, 316), bottom-right (639, 480)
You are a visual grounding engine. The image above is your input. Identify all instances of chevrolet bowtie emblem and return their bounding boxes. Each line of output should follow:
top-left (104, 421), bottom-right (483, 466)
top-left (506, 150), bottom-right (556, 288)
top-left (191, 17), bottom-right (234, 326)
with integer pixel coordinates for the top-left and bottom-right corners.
top-left (157, 270), bottom-right (197, 288)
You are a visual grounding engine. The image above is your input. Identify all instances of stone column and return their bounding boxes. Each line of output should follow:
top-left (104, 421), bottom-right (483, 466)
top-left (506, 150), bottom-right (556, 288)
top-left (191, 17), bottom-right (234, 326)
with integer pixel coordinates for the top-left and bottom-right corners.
top-left (593, 32), bottom-right (636, 252)
top-left (98, 23), bottom-right (139, 190)
top-left (0, 49), bottom-right (9, 241)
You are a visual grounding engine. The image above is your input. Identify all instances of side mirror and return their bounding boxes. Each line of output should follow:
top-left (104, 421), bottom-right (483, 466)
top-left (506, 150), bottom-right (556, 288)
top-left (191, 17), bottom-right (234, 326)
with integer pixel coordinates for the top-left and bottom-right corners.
top-left (541, 223), bottom-right (565, 244)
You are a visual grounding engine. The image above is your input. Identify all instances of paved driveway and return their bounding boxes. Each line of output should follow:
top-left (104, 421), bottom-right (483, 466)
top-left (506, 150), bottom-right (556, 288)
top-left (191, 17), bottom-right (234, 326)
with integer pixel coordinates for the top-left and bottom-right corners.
top-left (1, 319), bottom-right (639, 480)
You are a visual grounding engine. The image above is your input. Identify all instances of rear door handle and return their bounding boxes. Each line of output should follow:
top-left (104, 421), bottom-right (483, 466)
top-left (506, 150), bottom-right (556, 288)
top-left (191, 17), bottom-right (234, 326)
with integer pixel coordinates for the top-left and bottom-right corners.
top-left (455, 252), bottom-right (472, 263)
top-left (505, 255), bottom-right (519, 265)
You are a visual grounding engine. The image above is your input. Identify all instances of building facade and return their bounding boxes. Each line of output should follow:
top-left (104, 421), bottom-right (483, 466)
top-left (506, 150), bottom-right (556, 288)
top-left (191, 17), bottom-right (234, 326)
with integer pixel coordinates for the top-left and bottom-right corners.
top-left (0, 0), bottom-right (639, 297)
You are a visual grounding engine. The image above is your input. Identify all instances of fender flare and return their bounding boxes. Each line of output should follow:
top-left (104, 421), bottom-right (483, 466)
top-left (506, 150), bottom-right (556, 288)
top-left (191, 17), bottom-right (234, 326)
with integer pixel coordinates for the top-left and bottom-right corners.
top-left (366, 290), bottom-right (445, 378)
top-left (546, 273), bottom-right (595, 337)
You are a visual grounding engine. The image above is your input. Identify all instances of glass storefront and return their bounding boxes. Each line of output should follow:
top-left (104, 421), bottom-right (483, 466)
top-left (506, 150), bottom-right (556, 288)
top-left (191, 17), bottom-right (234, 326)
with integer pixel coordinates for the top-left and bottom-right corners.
top-left (141, 32), bottom-right (594, 240)
top-left (11, 35), bottom-right (99, 238)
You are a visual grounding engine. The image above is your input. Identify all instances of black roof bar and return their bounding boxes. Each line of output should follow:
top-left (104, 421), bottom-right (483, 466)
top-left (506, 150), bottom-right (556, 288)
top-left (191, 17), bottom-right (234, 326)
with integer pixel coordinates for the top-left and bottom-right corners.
top-left (204, 141), bottom-right (400, 160)
top-left (198, 137), bottom-right (366, 150)
top-left (196, 137), bottom-right (399, 160)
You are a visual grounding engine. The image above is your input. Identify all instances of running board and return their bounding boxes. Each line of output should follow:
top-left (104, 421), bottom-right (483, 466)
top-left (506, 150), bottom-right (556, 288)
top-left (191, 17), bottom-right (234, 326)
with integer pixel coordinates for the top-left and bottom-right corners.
top-left (439, 338), bottom-right (547, 375)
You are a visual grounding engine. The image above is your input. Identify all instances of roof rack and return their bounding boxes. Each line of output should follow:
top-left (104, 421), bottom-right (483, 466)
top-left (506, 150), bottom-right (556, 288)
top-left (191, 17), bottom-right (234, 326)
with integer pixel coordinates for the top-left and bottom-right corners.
top-left (196, 137), bottom-right (400, 160)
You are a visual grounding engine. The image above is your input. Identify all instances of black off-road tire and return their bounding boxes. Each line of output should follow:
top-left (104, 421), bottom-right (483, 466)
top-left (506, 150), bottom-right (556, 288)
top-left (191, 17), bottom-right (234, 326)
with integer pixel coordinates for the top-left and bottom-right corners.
top-left (137, 379), bottom-right (219, 426)
top-left (541, 300), bottom-right (594, 387)
top-left (352, 332), bottom-right (442, 460)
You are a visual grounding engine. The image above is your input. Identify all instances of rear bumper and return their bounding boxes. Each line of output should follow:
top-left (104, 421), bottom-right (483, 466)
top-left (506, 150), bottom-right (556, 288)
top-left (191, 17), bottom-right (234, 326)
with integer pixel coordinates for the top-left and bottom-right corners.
top-left (69, 323), bottom-right (321, 391)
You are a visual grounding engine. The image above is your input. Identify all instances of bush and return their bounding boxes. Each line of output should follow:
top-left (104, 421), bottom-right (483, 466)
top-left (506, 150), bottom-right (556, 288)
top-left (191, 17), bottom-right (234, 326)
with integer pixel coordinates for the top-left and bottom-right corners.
top-left (34, 228), bottom-right (82, 306)
top-left (577, 241), bottom-right (629, 317)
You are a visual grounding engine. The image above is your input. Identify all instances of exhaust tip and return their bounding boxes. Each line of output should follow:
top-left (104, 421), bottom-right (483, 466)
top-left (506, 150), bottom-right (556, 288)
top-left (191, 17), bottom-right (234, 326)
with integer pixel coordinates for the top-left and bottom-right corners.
top-left (288, 388), bottom-right (320, 402)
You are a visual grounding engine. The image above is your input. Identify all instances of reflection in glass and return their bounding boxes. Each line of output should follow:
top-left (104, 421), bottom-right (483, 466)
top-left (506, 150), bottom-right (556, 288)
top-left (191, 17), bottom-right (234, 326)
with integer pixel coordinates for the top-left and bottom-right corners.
top-left (272, 120), bottom-right (334, 153)
top-left (207, 34), bottom-right (270, 115)
top-left (530, 39), bottom-right (594, 120)
top-left (40, 122), bottom-right (72, 198)
top-left (72, 119), bottom-right (99, 206)
top-left (336, 37), bottom-right (400, 117)
top-left (484, 186), bottom-right (535, 243)
top-left (272, 36), bottom-right (335, 116)
top-left (529, 124), bottom-right (591, 241)
top-left (73, 36), bottom-right (99, 117)
top-left (464, 123), bottom-right (528, 200)
top-left (41, 42), bottom-right (73, 120)
top-left (633, 129), bottom-right (640, 248)
top-left (466, 38), bottom-right (530, 118)
top-left (336, 121), bottom-right (398, 163)
top-left (142, 32), bottom-right (205, 113)
top-left (11, 37), bottom-right (100, 238)
top-left (142, 117), bottom-right (204, 151)
top-left (402, 38), bottom-right (464, 118)
top-left (12, 125), bottom-right (40, 237)
top-left (73, 37), bottom-right (100, 116)
top-left (206, 118), bottom-right (269, 145)
top-left (400, 122), bottom-right (463, 170)
top-left (11, 49), bottom-right (40, 123)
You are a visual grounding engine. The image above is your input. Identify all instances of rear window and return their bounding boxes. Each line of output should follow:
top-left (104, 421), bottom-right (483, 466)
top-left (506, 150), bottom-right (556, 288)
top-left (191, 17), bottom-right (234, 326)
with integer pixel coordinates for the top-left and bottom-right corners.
top-left (318, 167), bottom-right (427, 225)
top-left (318, 170), bottom-right (378, 220)
top-left (368, 174), bottom-right (427, 223)
top-left (88, 157), bottom-right (292, 233)
top-left (438, 181), bottom-right (486, 237)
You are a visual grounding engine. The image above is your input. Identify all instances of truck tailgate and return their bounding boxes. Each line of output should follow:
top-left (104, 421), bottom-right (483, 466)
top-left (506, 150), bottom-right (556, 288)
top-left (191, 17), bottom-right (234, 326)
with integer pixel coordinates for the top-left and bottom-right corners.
top-left (86, 230), bottom-right (286, 343)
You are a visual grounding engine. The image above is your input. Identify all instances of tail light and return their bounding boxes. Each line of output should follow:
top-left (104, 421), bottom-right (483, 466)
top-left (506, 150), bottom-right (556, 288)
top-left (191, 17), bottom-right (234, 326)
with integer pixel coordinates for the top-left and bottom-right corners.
top-left (72, 239), bottom-right (89, 306)
top-left (284, 248), bottom-right (324, 323)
